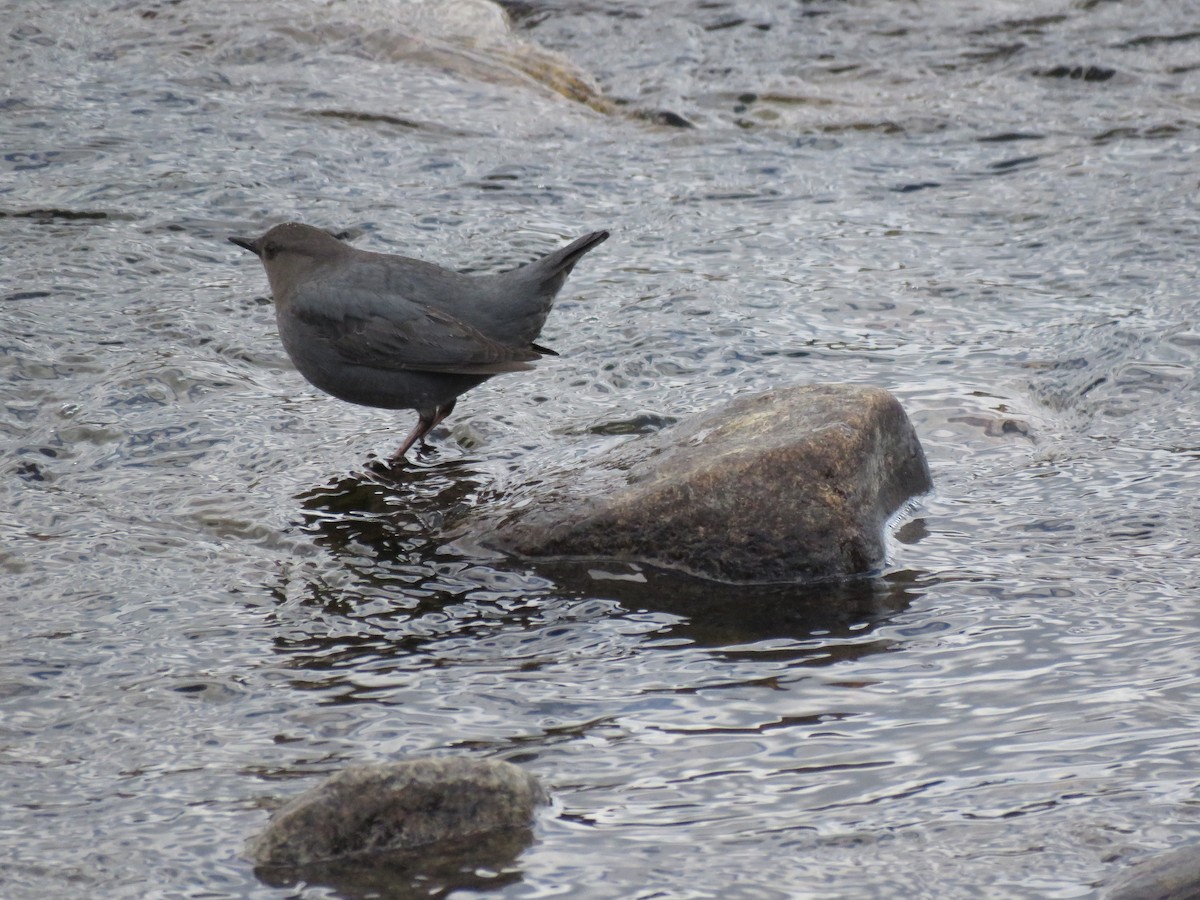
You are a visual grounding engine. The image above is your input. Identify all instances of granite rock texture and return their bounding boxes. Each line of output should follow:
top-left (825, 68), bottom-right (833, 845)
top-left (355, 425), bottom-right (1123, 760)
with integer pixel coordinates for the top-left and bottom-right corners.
top-left (247, 757), bottom-right (547, 867)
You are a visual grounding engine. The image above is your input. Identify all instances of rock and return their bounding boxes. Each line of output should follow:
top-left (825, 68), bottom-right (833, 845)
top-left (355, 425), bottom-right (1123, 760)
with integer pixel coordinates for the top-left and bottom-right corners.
top-left (270, 0), bottom-right (611, 112)
top-left (480, 384), bottom-right (931, 584)
top-left (246, 757), bottom-right (547, 868)
top-left (1104, 843), bottom-right (1200, 899)
top-left (1037, 64), bottom-right (1116, 82)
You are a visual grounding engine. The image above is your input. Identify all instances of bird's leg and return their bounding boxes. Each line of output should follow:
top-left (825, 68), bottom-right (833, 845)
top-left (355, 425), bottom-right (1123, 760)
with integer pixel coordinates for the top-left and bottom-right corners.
top-left (391, 401), bottom-right (459, 462)
top-left (430, 399), bottom-right (457, 428)
top-left (392, 410), bottom-right (437, 461)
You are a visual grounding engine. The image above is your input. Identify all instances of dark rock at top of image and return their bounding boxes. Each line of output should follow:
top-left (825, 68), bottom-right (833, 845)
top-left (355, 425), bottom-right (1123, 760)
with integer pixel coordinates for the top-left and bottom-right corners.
top-left (247, 757), bottom-right (547, 868)
top-left (479, 383), bottom-right (932, 584)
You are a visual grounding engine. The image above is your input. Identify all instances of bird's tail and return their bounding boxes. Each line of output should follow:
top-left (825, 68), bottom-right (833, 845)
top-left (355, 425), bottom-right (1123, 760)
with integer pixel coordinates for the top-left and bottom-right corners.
top-left (526, 230), bottom-right (610, 296)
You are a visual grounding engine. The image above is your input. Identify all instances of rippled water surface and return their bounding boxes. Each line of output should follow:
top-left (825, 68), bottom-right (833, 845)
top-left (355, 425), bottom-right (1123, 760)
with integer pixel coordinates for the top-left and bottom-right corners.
top-left (3, 1), bottom-right (1199, 897)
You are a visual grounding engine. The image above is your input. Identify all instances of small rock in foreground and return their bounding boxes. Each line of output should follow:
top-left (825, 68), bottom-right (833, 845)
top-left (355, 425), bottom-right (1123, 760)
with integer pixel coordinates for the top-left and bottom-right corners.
top-left (485, 384), bottom-right (931, 583)
top-left (247, 757), bottom-right (547, 867)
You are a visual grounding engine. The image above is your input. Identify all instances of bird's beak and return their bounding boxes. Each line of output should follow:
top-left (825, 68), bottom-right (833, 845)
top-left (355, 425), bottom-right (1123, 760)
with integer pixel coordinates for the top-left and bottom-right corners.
top-left (228, 236), bottom-right (260, 256)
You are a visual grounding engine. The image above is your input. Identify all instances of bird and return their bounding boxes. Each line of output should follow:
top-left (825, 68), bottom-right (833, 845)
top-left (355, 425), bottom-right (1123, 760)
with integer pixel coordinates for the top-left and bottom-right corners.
top-left (229, 222), bottom-right (609, 460)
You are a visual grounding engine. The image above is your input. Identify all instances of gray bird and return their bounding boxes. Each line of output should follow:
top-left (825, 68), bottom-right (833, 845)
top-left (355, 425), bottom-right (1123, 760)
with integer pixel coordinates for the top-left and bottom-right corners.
top-left (229, 222), bottom-right (609, 460)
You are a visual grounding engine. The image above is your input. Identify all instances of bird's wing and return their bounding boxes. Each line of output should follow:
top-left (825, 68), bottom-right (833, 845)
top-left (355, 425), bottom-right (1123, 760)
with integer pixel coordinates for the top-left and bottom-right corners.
top-left (294, 302), bottom-right (541, 375)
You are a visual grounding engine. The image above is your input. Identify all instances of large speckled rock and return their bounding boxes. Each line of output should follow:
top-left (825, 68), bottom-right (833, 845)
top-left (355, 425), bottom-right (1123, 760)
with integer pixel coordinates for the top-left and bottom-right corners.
top-left (483, 384), bottom-right (931, 583)
top-left (1104, 843), bottom-right (1200, 899)
top-left (247, 757), bottom-right (547, 867)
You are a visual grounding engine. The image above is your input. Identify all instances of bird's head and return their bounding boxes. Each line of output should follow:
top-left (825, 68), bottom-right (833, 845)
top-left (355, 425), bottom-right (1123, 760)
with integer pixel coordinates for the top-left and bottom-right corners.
top-left (229, 223), bottom-right (350, 300)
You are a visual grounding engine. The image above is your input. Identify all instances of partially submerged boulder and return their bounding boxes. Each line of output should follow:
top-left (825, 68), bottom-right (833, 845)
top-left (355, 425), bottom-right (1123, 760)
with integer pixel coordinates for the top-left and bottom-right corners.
top-left (481, 384), bottom-right (931, 583)
top-left (247, 757), bottom-right (547, 868)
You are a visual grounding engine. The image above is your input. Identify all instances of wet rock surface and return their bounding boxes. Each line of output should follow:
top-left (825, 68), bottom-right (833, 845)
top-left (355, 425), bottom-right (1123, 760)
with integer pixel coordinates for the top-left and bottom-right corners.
top-left (247, 757), bottom-right (547, 868)
top-left (480, 384), bottom-right (932, 584)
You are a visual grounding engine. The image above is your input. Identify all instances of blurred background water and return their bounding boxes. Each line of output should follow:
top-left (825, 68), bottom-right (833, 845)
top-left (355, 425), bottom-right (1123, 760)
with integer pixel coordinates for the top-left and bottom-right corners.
top-left (2, 0), bottom-right (1199, 897)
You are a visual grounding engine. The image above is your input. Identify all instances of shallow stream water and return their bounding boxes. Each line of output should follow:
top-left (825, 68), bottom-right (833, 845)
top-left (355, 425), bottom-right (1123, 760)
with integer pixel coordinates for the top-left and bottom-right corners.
top-left (3, 1), bottom-right (1200, 897)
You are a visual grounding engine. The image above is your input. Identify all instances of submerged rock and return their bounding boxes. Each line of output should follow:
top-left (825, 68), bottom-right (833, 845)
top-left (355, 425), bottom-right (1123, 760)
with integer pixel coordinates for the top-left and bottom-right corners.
top-left (266, 0), bottom-right (611, 112)
top-left (482, 384), bottom-right (931, 584)
top-left (247, 757), bottom-right (547, 868)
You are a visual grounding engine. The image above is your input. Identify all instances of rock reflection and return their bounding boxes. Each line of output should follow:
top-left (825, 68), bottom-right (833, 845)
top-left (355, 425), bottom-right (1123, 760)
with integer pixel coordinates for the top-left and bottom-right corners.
top-left (265, 460), bottom-right (514, 678)
top-left (532, 560), bottom-right (922, 663)
top-left (296, 457), bottom-right (486, 557)
top-left (253, 826), bottom-right (533, 899)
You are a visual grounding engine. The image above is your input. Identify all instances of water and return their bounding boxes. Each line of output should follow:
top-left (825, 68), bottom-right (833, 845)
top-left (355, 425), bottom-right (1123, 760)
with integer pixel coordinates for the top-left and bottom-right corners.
top-left (2, 0), bottom-right (1199, 897)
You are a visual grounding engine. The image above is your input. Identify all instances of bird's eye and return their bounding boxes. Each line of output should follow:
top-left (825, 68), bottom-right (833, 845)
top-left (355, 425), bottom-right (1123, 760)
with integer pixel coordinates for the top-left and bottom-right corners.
top-left (263, 242), bottom-right (281, 260)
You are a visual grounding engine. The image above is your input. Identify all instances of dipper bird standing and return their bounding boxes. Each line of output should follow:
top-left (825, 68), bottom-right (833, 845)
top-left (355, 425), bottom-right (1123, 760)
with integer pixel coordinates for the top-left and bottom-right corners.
top-left (229, 223), bottom-right (609, 460)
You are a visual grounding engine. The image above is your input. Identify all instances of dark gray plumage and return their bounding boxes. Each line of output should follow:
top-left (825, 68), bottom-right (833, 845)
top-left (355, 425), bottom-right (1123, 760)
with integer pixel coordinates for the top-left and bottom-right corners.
top-left (229, 222), bottom-right (609, 460)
